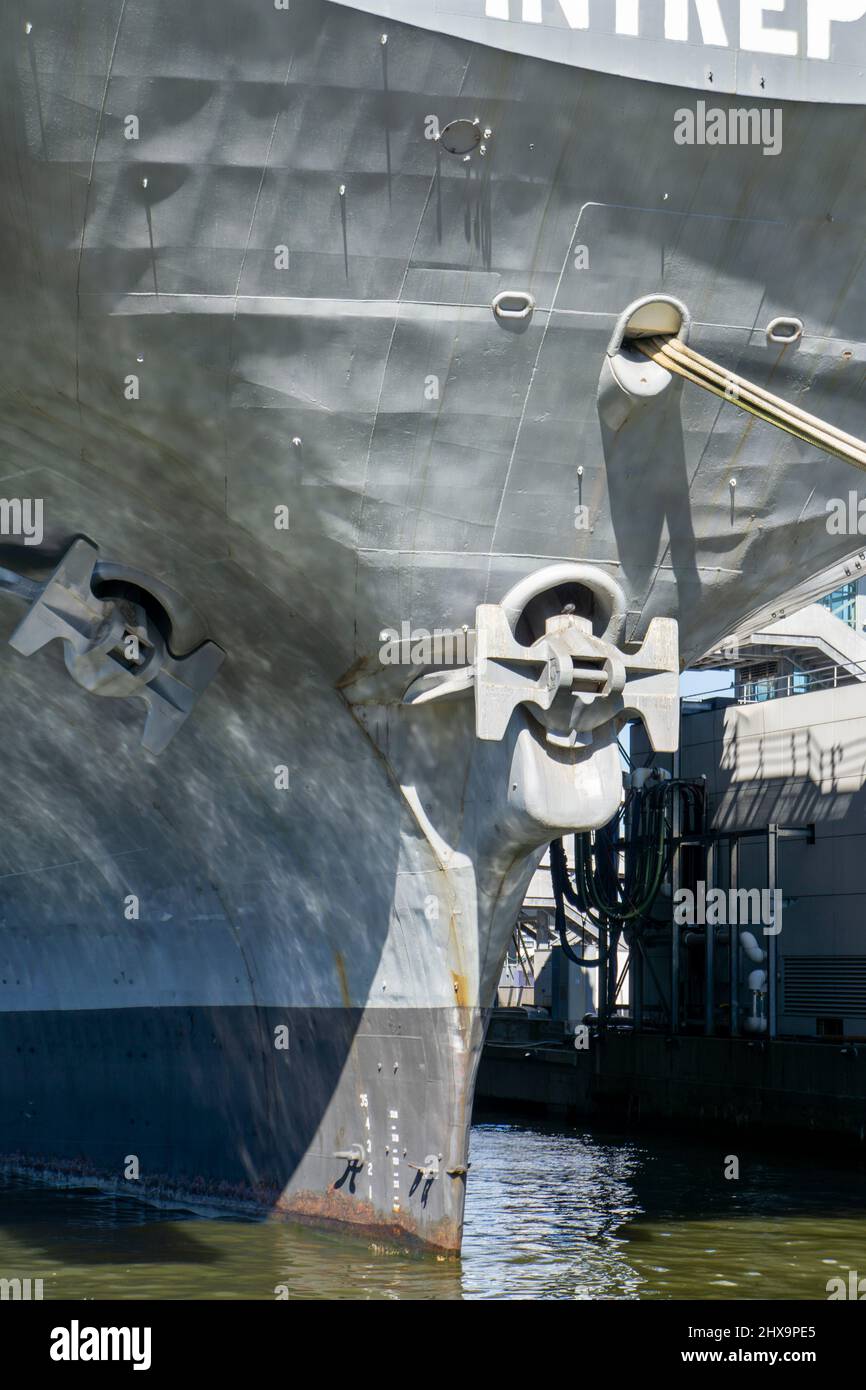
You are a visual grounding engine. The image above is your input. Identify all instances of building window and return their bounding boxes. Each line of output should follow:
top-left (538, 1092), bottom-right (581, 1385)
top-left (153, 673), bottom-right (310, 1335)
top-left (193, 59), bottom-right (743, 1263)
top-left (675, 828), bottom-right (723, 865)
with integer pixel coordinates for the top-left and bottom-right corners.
top-left (818, 583), bottom-right (857, 630)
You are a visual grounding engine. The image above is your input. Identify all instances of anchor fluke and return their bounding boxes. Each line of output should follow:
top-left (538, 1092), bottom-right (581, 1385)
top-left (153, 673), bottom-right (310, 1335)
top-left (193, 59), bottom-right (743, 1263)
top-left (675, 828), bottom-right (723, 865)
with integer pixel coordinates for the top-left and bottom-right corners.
top-left (8, 538), bottom-right (224, 753)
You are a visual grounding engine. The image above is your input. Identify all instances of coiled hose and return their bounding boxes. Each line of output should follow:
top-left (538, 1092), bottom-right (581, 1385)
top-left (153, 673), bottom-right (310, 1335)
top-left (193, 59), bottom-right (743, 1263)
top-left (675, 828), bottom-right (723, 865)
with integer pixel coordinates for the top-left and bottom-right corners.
top-left (550, 779), bottom-right (705, 964)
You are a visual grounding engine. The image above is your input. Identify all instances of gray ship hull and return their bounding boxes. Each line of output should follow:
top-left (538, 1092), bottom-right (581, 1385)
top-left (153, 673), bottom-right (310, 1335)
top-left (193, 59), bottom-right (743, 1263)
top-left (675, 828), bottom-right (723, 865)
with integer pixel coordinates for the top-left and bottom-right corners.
top-left (2, 1004), bottom-right (481, 1248)
top-left (1, 0), bottom-right (865, 1251)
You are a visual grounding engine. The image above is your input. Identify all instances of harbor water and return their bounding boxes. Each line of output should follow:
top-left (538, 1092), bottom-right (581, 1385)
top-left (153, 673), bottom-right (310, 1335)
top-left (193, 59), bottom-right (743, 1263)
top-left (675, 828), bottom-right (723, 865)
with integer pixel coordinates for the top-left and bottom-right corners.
top-left (1, 1119), bottom-right (863, 1300)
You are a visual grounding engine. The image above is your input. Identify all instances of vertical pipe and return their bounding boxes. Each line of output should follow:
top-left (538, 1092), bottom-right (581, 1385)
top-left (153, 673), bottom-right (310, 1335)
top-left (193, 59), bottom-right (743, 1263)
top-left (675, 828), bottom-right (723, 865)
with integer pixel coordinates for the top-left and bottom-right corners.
top-left (705, 838), bottom-right (716, 1036)
top-left (627, 792), bottom-right (643, 1031)
top-left (598, 919), bottom-right (608, 1032)
top-left (671, 760), bottom-right (681, 1034)
top-left (632, 934), bottom-right (643, 1030)
top-left (767, 823), bottom-right (778, 1039)
top-left (729, 835), bottom-right (740, 1037)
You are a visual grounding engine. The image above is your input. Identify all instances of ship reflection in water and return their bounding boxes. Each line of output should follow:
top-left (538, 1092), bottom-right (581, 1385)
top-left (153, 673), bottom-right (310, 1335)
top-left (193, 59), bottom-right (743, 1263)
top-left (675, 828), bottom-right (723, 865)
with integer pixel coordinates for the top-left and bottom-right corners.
top-left (0, 1122), bottom-right (862, 1300)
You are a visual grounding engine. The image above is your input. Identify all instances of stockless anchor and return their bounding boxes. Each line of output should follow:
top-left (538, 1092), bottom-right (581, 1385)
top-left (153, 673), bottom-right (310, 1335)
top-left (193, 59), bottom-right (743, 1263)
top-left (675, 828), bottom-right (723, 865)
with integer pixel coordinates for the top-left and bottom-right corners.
top-left (401, 562), bottom-right (680, 755)
top-left (0, 536), bottom-right (224, 753)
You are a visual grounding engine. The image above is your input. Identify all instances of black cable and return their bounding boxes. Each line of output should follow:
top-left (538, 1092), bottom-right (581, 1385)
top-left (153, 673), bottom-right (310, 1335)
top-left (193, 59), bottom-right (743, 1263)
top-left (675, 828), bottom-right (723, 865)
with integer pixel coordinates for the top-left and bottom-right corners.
top-left (549, 838), bottom-right (601, 966)
top-left (551, 778), bottom-right (707, 935)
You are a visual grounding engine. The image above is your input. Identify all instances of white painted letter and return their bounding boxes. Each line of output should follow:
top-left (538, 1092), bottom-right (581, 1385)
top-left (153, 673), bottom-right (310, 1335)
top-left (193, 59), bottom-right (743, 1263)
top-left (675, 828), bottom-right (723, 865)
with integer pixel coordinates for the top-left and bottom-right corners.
top-left (740, 1), bottom-right (797, 57)
top-left (808, 1), bottom-right (866, 60)
top-left (556, 0), bottom-right (590, 28)
top-left (666, 0), bottom-right (728, 46)
top-left (616, 0), bottom-right (640, 36)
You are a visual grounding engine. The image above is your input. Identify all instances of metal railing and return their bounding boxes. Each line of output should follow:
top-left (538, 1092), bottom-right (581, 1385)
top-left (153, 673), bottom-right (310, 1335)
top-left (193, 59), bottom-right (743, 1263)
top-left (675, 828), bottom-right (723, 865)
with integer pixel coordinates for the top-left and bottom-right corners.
top-left (685, 657), bottom-right (866, 706)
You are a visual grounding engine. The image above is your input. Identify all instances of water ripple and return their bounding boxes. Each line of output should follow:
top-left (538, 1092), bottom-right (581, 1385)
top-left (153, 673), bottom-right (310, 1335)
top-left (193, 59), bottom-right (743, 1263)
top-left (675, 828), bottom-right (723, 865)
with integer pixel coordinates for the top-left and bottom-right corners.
top-left (0, 1121), bottom-right (863, 1299)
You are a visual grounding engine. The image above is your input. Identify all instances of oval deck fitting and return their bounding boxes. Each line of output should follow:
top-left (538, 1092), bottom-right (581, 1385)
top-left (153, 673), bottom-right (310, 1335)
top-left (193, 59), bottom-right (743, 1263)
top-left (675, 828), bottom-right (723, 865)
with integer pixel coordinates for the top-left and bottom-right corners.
top-left (767, 316), bottom-right (804, 344)
top-left (492, 290), bottom-right (535, 321)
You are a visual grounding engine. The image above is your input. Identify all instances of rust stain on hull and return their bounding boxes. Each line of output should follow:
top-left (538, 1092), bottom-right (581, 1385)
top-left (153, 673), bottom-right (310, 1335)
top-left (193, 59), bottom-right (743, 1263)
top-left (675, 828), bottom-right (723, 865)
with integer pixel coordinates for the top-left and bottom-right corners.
top-left (0, 1151), bottom-right (463, 1255)
top-left (451, 969), bottom-right (469, 1009)
top-left (278, 1187), bottom-right (462, 1254)
top-left (333, 950), bottom-right (352, 1009)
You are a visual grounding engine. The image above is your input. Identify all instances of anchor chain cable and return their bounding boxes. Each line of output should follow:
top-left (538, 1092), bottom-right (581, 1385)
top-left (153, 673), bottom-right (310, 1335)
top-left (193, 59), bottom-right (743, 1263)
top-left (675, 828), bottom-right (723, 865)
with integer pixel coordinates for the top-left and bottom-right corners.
top-left (635, 336), bottom-right (866, 471)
